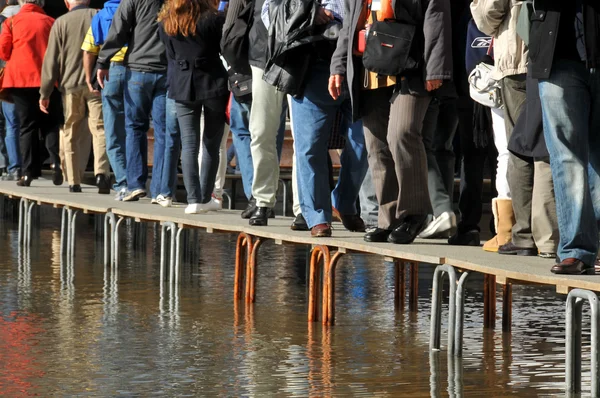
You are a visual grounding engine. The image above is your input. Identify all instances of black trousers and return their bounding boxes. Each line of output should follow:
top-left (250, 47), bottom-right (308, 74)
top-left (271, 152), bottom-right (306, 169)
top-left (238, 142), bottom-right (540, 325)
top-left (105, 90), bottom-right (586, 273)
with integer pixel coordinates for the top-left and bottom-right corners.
top-left (11, 88), bottom-right (61, 177)
top-left (456, 98), bottom-right (498, 233)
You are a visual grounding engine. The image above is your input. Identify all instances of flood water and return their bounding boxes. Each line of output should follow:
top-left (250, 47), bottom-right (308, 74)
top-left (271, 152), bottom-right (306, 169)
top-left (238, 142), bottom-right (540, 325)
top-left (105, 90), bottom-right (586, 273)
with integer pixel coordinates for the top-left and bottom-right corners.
top-left (0, 205), bottom-right (594, 396)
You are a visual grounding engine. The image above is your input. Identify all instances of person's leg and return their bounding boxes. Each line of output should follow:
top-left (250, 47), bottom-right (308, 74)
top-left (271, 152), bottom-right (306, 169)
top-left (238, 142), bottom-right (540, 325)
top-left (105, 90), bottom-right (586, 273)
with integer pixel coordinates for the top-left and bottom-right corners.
top-left (291, 63), bottom-right (338, 229)
top-left (213, 123), bottom-right (230, 200)
top-left (150, 75), bottom-right (168, 199)
top-left (507, 153), bottom-right (535, 249)
top-left (288, 95), bottom-right (302, 217)
top-left (501, 74), bottom-right (527, 139)
top-left (531, 158), bottom-right (559, 254)
top-left (124, 69), bottom-right (153, 195)
top-left (491, 108), bottom-right (510, 199)
top-left (229, 95), bottom-right (253, 199)
top-left (86, 92), bottom-right (110, 178)
top-left (249, 66), bottom-right (285, 209)
top-left (199, 95), bottom-right (228, 204)
top-left (388, 94), bottom-right (433, 220)
top-left (358, 167), bottom-right (379, 229)
top-left (361, 87), bottom-right (396, 230)
top-left (0, 106), bottom-right (8, 171)
top-left (331, 117), bottom-right (368, 217)
top-left (102, 63), bottom-right (128, 190)
top-left (12, 89), bottom-right (38, 178)
top-left (421, 98), bottom-right (444, 215)
top-left (2, 102), bottom-right (21, 175)
top-left (61, 90), bottom-right (86, 186)
top-left (159, 96), bottom-right (181, 199)
top-left (176, 101), bottom-right (202, 204)
top-left (77, 123), bottom-right (92, 181)
top-left (434, 97), bottom-right (458, 204)
top-left (276, 98), bottom-right (287, 160)
top-left (539, 60), bottom-right (598, 267)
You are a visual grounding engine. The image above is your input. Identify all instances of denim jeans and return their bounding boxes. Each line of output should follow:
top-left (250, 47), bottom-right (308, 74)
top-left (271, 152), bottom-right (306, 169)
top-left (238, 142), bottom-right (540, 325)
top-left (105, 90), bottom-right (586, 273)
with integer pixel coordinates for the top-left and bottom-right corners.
top-left (539, 60), bottom-right (600, 266)
top-left (359, 167), bottom-right (379, 228)
top-left (331, 119), bottom-right (369, 215)
top-left (155, 96), bottom-right (181, 198)
top-left (102, 63), bottom-right (127, 190)
top-left (1, 101), bottom-right (20, 172)
top-left (291, 61), bottom-right (360, 228)
top-left (176, 95), bottom-right (228, 204)
top-left (124, 69), bottom-right (167, 192)
top-left (230, 94), bottom-right (287, 200)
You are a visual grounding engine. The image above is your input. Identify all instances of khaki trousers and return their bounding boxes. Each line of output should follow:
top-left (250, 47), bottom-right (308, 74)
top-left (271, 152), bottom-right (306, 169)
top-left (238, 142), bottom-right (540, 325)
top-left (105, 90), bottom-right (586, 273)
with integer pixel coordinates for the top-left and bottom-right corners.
top-left (60, 126), bottom-right (91, 183)
top-left (61, 88), bottom-right (110, 185)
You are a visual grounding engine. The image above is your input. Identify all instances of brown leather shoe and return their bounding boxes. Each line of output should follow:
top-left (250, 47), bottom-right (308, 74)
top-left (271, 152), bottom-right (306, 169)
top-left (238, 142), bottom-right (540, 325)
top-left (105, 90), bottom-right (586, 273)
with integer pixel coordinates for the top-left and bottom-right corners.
top-left (551, 258), bottom-right (595, 275)
top-left (311, 223), bottom-right (332, 238)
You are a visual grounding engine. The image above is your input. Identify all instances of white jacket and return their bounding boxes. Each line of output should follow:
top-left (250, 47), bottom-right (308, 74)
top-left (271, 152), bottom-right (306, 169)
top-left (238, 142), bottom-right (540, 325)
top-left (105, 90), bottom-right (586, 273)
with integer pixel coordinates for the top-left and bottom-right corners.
top-left (471, 0), bottom-right (528, 80)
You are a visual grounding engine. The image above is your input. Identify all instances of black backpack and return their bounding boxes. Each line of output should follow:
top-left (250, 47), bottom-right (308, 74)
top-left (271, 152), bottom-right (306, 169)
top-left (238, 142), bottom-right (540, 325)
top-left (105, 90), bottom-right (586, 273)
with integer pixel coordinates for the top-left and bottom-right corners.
top-left (220, 0), bottom-right (254, 75)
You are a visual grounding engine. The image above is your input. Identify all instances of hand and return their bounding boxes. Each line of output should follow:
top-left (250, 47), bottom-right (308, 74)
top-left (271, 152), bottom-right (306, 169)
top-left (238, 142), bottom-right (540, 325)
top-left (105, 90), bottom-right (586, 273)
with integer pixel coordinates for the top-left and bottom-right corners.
top-left (328, 74), bottom-right (344, 100)
top-left (97, 68), bottom-right (109, 89)
top-left (315, 8), bottom-right (334, 25)
top-left (39, 98), bottom-right (50, 114)
top-left (425, 79), bottom-right (443, 92)
top-left (86, 81), bottom-right (100, 96)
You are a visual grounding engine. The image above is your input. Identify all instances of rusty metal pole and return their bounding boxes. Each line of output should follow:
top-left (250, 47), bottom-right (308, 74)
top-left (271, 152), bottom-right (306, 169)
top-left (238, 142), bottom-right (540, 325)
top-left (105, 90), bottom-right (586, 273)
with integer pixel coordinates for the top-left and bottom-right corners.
top-left (308, 246), bottom-right (329, 323)
top-left (234, 233), bottom-right (252, 301)
top-left (246, 238), bottom-right (263, 303)
top-left (394, 259), bottom-right (406, 310)
top-left (409, 262), bottom-right (419, 311)
top-left (323, 251), bottom-right (344, 326)
top-left (484, 275), bottom-right (497, 329)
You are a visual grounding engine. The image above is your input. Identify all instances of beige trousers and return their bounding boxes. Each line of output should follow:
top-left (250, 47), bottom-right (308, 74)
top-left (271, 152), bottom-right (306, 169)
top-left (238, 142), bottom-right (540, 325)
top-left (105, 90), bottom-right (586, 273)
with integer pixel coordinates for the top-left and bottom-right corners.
top-left (60, 125), bottom-right (91, 183)
top-left (61, 88), bottom-right (110, 185)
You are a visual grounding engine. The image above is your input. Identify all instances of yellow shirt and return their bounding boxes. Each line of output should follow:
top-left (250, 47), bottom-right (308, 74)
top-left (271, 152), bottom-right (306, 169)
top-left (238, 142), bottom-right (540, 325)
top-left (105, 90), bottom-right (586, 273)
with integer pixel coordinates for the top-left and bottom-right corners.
top-left (81, 27), bottom-right (127, 63)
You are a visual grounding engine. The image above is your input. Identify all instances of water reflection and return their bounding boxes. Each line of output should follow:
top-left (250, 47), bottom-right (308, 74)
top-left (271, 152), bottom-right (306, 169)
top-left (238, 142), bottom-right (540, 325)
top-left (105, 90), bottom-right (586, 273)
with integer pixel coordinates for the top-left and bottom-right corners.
top-left (0, 208), bottom-right (593, 395)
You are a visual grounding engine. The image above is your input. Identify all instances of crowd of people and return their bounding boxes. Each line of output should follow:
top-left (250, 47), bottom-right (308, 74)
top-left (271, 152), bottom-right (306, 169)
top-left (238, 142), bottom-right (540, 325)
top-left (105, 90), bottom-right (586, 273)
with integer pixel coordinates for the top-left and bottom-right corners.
top-left (0, 0), bottom-right (597, 275)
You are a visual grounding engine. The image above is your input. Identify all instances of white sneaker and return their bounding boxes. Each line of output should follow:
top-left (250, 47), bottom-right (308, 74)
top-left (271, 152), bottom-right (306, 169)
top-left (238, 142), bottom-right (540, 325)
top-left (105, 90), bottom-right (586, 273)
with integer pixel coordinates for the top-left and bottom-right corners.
top-left (156, 194), bottom-right (172, 208)
top-left (114, 187), bottom-right (127, 201)
top-left (210, 196), bottom-right (223, 210)
top-left (185, 204), bottom-right (203, 214)
top-left (418, 211), bottom-right (457, 239)
top-left (184, 200), bottom-right (221, 214)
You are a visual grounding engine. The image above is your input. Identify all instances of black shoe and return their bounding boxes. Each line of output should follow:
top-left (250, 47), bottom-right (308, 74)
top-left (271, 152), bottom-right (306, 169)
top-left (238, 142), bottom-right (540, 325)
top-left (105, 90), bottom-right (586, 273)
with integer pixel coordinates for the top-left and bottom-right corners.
top-left (388, 215), bottom-right (429, 244)
top-left (16, 175), bottom-right (32, 187)
top-left (340, 213), bottom-right (366, 232)
top-left (53, 167), bottom-right (63, 186)
top-left (364, 228), bottom-right (393, 242)
top-left (498, 242), bottom-right (537, 256)
top-left (249, 207), bottom-right (270, 226)
top-left (241, 197), bottom-right (257, 219)
top-left (448, 229), bottom-right (481, 246)
top-left (69, 185), bottom-right (82, 193)
top-left (96, 174), bottom-right (110, 194)
top-left (290, 214), bottom-right (309, 231)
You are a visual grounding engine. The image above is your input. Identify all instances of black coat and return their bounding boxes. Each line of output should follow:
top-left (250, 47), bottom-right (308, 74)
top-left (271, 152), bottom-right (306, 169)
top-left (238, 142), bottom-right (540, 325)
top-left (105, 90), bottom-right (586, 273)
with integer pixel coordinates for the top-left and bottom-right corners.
top-left (159, 13), bottom-right (229, 103)
top-left (529, 0), bottom-right (600, 80)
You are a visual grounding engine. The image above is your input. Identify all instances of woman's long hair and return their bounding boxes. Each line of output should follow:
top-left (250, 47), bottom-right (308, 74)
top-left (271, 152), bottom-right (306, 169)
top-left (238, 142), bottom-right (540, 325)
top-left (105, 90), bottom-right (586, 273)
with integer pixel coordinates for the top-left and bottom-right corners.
top-left (158, 0), bottom-right (217, 37)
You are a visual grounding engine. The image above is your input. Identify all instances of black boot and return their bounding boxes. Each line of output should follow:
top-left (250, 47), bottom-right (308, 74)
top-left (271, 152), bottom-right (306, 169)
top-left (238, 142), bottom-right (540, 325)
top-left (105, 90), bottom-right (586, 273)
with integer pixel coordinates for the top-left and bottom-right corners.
top-left (96, 174), bottom-right (110, 194)
top-left (249, 207), bottom-right (270, 226)
top-left (70, 185), bottom-right (82, 193)
top-left (448, 229), bottom-right (481, 246)
top-left (16, 175), bottom-right (33, 187)
top-left (241, 197), bottom-right (257, 219)
top-left (53, 166), bottom-right (63, 186)
top-left (290, 213), bottom-right (309, 231)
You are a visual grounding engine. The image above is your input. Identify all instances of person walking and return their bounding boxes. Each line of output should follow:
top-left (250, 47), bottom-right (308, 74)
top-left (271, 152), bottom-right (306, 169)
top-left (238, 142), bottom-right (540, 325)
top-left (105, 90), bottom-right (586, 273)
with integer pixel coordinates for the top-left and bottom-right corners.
top-left (82, 0), bottom-right (129, 200)
top-left (40, 0), bottom-right (111, 194)
top-left (530, 0), bottom-right (600, 275)
top-left (96, 0), bottom-right (168, 202)
top-left (158, 0), bottom-right (229, 214)
top-left (0, 0), bottom-right (63, 187)
top-left (330, 0), bottom-right (453, 244)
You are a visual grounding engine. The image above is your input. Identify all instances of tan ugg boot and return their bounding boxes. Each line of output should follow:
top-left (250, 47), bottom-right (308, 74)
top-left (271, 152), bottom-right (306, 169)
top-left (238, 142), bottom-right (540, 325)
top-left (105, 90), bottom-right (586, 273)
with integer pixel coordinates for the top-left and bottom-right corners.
top-left (483, 198), bottom-right (515, 252)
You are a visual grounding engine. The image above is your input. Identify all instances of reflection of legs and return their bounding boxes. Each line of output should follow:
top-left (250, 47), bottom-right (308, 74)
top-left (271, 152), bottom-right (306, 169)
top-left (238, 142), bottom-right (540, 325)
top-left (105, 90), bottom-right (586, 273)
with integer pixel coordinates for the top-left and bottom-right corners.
top-left (531, 158), bottom-right (558, 253)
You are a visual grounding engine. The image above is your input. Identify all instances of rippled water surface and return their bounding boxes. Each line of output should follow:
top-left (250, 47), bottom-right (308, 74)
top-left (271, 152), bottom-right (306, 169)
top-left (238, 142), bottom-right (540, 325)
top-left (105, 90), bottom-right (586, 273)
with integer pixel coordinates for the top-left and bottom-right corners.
top-left (0, 206), bottom-right (594, 396)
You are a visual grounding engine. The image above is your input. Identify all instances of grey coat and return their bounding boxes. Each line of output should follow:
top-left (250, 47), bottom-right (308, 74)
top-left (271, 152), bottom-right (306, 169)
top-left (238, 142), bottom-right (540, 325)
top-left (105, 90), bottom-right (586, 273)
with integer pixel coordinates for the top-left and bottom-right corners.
top-left (330, 0), bottom-right (453, 119)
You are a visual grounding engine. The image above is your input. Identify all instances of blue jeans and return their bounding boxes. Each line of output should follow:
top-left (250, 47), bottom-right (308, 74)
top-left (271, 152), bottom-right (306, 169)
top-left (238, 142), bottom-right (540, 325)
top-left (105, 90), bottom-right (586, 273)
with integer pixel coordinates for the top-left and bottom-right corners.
top-left (102, 63), bottom-right (127, 189)
top-left (176, 95), bottom-right (228, 204)
top-left (332, 119), bottom-right (369, 214)
top-left (155, 96), bottom-right (181, 198)
top-left (539, 60), bottom-right (600, 266)
top-left (1, 101), bottom-right (20, 172)
top-left (124, 69), bottom-right (167, 193)
top-left (292, 61), bottom-right (364, 228)
top-left (229, 95), bottom-right (287, 199)
top-left (359, 167), bottom-right (379, 228)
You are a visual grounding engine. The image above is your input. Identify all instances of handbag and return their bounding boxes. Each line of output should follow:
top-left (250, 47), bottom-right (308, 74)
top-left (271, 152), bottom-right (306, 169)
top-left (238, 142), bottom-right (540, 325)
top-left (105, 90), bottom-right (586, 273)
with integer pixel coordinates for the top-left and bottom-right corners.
top-left (468, 62), bottom-right (503, 109)
top-left (362, 12), bottom-right (417, 76)
top-left (227, 70), bottom-right (252, 102)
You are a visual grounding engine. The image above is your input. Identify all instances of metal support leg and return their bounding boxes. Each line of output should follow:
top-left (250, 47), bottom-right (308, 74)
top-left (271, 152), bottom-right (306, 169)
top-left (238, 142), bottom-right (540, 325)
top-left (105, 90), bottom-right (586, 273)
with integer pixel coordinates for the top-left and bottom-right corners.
top-left (409, 262), bottom-right (419, 311)
top-left (26, 201), bottom-right (34, 245)
top-left (68, 209), bottom-right (78, 258)
top-left (483, 274), bottom-right (497, 329)
top-left (160, 222), bottom-right (181, 284)
top-left (429, 264), bottom-right (457, 352)
top-left (114, 217), bottom-right (125, 267)
top-left (454, 271), bottom-right (471, 357)
top-left (502, 283), bottom-right (512, 333)
top-left (565, 289), bottom-right (599, 395)
top-left (322, 251), bottom-right (344, 325)
top-left (175, 227), bottom-right (184, 284)
top-left (245, 238), bottom-right (263, 303)
top-left (18, 198), bottom-right (29, 246)
top-left (222, 191), bottom-right (232, 210)
top-left (234, 233), bottom-right (253, 301)
top-left (394, 259), bottom-right (406, 310)
top-left (308, 246), bottom-right (329, 323)
top-left (104, 213), bottom-right (116, 266)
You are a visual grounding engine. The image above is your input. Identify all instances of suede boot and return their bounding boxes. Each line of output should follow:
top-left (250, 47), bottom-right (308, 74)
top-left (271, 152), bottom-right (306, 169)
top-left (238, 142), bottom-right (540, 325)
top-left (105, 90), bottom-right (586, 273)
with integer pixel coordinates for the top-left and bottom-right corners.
top-left (483, 198), bottom-right (515, 252)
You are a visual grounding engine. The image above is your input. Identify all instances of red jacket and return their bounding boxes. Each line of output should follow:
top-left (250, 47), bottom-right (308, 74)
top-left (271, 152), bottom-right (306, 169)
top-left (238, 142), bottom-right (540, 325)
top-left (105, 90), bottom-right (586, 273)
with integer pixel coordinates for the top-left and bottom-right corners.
top-left (0, 4), bottom-right (54, 88)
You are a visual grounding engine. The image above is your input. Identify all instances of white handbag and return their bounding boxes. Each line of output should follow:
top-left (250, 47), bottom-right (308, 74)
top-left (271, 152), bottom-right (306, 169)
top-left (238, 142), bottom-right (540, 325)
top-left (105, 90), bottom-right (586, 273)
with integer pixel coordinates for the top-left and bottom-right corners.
top-left (468, 62), bottom-right (503, 109)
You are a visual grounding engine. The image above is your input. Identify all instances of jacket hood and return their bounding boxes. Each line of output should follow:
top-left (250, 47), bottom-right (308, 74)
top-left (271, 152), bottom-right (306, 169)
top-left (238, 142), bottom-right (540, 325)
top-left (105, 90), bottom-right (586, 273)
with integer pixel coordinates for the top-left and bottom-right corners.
top-left (1, 5), bottom-right (21, 18)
